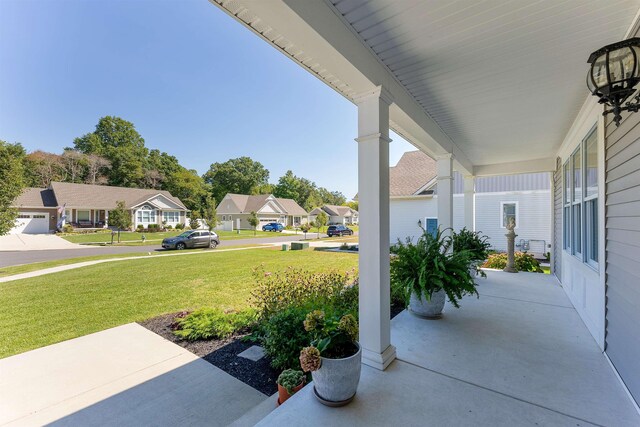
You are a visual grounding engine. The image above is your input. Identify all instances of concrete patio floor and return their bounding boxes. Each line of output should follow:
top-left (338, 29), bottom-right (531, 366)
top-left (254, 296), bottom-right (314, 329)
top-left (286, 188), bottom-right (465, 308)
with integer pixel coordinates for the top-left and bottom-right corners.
top-left (0, 323), bottom-right (267, 426)
top-left (258, 271), bottom-right (640, 426)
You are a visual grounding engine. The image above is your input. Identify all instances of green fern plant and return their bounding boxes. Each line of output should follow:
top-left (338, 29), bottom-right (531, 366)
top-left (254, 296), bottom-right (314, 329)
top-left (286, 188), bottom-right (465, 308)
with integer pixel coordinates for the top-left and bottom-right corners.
top-left (391, 228), bottom-right (478, 308)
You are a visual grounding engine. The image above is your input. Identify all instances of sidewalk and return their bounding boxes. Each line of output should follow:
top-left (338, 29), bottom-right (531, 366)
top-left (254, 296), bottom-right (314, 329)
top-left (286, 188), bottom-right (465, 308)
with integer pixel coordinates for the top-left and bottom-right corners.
top-left (0, 323), bottom-right (266, 426)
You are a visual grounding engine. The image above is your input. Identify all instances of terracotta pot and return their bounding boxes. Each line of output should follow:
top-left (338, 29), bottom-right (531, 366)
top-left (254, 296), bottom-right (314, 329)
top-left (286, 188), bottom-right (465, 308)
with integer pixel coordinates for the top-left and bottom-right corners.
top-left (277, 381), bottom-right (305, 406)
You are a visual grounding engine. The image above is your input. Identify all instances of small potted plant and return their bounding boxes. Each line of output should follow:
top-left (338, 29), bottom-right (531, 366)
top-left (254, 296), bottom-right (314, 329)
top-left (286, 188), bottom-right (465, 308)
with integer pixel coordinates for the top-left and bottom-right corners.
top-left (452, 227), bottom-right (491, 278)
top-left (299, 310), bottom-right (360, 406)
top-left (276, 369), bottom-right (305, 405)
top-left (391, 228), bottom-right (477, 318)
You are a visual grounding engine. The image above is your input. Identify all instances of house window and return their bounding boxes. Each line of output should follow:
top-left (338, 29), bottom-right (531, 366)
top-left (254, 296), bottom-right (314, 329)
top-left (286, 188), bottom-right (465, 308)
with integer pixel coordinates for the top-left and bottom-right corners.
top-left (136, 207), bottom-right (156, 224)
top-left (585, 130), bottom-right (598, 266)
top-left (563, 126), bottom-right (598, 269)
top-left (222, 215), bottom-right (226, 221)
top-left (500, 202), bottom-right (518, 228)
top-left (563, 161), bottom-right (571, 251)
top-left (162, 211), bottom-right (180, 223)
top-left (77, 210), bottom-right (90, 222)
top-left (572, 146), bottom-right (582, 256)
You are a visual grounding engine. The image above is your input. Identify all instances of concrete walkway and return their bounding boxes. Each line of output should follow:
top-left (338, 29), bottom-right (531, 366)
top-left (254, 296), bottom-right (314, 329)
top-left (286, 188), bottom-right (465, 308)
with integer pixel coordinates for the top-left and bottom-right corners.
top-left (0, 234), bottom-right (85, 251)
top-left (0, 323), bottom-right (267, 427)
top-left (258, 271), bottom-right (640, 426)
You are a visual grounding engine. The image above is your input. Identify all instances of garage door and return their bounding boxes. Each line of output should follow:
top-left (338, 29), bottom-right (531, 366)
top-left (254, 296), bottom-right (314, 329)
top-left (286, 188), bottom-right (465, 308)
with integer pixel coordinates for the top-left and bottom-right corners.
top-left (11, 213), bottom-right (50, 234)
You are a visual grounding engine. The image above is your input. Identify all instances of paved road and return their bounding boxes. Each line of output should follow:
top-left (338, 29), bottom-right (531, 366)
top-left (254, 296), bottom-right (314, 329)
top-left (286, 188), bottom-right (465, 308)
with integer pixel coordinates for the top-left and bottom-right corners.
top-left (0, 233), bottom-right (323, 268)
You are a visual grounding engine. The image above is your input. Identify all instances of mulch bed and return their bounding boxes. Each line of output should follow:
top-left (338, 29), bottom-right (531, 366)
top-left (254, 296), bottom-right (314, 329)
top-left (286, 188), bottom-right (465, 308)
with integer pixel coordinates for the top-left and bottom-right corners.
top-left (140, 305), bottom-right (406, 396)
top-left (139, 313), bottom-right (279, 396)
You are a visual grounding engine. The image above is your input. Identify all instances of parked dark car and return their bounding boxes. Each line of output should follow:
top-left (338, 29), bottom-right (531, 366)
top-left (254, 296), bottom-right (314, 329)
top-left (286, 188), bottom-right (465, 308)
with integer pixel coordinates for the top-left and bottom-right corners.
top-left (162, 230), bottom-right (220, 250)
top-left (262, 222), bottom-right (284, 232)
top-left (327, 225), bottom-right (354, 237)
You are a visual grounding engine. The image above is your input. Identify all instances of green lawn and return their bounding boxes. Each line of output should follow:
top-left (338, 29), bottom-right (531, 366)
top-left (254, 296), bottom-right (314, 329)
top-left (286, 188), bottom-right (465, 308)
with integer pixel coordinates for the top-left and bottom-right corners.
top-left (0, 248), bottom-right (358, 358)
top-left (61, 229), bottom-right (279, 245)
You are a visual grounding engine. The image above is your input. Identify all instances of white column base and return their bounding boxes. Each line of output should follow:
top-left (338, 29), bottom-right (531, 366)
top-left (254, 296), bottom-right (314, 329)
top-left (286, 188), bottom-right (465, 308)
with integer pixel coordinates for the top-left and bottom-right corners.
top-left (362, 344), bottom-right (397, 370)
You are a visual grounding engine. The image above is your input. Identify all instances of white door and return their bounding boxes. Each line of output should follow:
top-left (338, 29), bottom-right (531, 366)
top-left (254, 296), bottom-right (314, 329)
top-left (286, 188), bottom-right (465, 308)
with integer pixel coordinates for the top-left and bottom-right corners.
top-left (11, 213), bottom-right (50, 234)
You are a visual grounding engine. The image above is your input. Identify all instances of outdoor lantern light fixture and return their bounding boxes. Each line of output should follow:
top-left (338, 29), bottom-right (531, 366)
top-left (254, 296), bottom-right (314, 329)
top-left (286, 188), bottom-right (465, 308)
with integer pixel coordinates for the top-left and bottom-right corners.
top-left (587, 37), bottom-right (640, 126)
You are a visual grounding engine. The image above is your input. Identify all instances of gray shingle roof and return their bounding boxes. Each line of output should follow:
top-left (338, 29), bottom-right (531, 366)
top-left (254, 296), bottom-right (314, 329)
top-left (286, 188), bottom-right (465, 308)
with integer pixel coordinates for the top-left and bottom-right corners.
top-left (217, 193), bottom-right (307, 215)
top-left (390, 151), bottom-right (437, 197)
top-left (13, 188), bottom-right (58, 208)
top-left (49, 182), bottom-right (187, 210)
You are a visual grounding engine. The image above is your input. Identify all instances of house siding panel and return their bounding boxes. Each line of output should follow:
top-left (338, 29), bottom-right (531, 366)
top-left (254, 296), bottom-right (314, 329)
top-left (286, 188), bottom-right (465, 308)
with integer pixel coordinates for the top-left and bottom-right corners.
top-left (553, 158), bottom-right (562, 277)
top-left (605, 97), bottom-right (640, 404)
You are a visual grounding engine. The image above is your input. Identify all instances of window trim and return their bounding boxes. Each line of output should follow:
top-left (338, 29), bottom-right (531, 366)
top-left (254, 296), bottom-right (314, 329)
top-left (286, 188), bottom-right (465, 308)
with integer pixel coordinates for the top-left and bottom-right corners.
top-left (499, 201), bottom-right (519, 229)
top-left (562, 124), bottom-right (599, 271)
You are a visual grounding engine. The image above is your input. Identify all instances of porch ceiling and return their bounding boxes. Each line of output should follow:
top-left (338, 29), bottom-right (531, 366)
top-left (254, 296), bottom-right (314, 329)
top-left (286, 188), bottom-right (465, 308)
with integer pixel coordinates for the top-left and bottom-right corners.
top-left (213, 0), bottom-right (640, 172)
top-left (331, 0), bottom-right (640, 166)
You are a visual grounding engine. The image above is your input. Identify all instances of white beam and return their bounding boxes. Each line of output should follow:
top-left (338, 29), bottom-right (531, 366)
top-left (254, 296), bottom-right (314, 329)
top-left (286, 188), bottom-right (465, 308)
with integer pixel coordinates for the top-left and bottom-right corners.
top-left (436, 154), bottom-right (454, 240)
top-left (473, 157), bottom-right (556, 177)
top-left (463, 175), bottom-right (475, 231)
top-left (355, 86), bottom-right (396, 371)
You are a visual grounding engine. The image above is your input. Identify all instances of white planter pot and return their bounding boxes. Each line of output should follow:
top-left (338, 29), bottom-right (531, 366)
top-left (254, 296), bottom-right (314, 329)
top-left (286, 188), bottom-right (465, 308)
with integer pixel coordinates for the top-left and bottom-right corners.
top-left (312, 343), bottom-right (361, 406)
top-left (409, 289), bottom-right (446, 318)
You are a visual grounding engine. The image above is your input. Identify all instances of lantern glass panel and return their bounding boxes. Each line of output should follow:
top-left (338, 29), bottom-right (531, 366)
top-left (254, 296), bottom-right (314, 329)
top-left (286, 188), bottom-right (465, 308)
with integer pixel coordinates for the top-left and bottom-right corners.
top-left (608, 47), bottom-right (634, 83)
top-left (589, 54), bottom-right (608, 92)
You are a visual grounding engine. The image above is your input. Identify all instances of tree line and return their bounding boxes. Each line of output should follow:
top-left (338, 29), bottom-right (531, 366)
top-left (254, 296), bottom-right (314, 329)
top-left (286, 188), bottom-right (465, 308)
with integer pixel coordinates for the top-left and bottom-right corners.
top-left (1, 116), bottom-right (354, 233)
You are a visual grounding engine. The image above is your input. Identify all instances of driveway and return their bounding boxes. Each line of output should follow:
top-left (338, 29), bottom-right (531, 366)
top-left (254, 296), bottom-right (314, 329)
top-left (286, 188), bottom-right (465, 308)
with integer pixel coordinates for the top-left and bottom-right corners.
top-left (0, 233), bottom-right (330, 268)
top-left (0, 234), bottom-right (85, 252)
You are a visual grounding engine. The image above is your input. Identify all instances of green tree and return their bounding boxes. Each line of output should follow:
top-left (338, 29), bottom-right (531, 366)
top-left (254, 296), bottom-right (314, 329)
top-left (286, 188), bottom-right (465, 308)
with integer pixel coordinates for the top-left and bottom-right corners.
top-left (344, 200), bottom-right (359, 211)
top-left (164, 169), bottom-right (208, 212)
top-left (314, 211), bottom-right (328, 239)
top-left (317, 187), bottom-right (346, 206)
top-left (202, 196), bottom-right (219, 232)
top-left (0, 141), bottom-right (26, 235)
top-left (108, 200), bottom-right (132, 243)
top-left (73, 116), bottom-right (149, 187)
top-left (203, 157), bottom-right (269, 202)
top-left (247, 211), bottom-right (259, 236)
top-left (300, 222), bottom-right (311, 240)
top-left (250, 182), bottom-right (275, 195)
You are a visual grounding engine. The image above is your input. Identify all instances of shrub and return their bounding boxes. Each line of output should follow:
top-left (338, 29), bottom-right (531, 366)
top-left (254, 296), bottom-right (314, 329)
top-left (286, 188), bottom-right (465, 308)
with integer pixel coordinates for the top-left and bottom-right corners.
top-left (482, 252), bottom-right (543, 273)
top-left (175, 223), bottom-right (185, 230)
top-left (250, 266), bottom-right (358, 321)
top-left (166, 224), bottom-right (173, 229)
top-left (189, 217), bottom-right (200, 230)
top-left (173, 308), bottom-right (256, 341)
top-left (62, 224), bottom-right (74, 233)
top-left (261, 306), bottom-right (311, 370)
top-left (137, 224), bottom-right (144, 231)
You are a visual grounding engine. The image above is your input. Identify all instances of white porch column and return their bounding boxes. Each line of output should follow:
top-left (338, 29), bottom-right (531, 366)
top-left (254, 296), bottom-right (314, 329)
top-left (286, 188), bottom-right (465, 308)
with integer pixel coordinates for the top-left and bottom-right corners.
top-left (436, 154), bottom-right (454, 239)
top-left (355, 86), bottom-right (396, 370)
top-left (463, 175), bottom-right (475, 231)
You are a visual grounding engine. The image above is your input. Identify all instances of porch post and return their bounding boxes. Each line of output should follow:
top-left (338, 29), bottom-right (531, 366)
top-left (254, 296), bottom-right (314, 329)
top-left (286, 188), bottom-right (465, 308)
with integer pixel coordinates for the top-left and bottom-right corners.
top-left (355, 86), bottom-right (396, 370)
top-left (436, 154), bottom-right (454, 239)
top-left (463, 175), bottom-right (475, 231)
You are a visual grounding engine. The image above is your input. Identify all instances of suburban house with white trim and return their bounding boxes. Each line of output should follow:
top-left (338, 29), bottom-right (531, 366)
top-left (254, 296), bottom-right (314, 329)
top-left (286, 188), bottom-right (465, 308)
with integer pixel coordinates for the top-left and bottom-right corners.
top-left (309, 204), bottom-right (359, 225)
top-left (209, 1), bottom-right (640, 423)
top-left (10, 181), bottom-right (189, 233)
top-left (390, 151), bottom-right (551, 256)
top-left (216, 193), bottom-right (308, 230)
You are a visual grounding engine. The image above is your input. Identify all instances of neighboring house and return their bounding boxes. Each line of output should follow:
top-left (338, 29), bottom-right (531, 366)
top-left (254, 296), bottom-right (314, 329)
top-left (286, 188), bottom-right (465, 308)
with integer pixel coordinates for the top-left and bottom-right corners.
top-left (390, 151), bottom-right (551, 256)
top-left (309, 205), bottom-right (359, 225)
top-left (9, 181), bottom-right (189, 234)
top-left (216, 193), bottom-right (308, 229)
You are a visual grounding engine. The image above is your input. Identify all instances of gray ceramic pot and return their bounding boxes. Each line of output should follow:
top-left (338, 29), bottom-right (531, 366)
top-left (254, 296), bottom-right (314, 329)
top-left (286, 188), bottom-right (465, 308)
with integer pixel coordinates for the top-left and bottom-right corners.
top-left (311, 343), bottom-right (361, 406)
top-left (410, 289), bottom-right (446, 318)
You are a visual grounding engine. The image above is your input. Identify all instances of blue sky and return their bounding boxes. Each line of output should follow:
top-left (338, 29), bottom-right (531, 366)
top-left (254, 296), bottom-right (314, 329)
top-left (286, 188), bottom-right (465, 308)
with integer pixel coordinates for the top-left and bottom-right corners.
top-left (0, 0), bottom-right (414, 199)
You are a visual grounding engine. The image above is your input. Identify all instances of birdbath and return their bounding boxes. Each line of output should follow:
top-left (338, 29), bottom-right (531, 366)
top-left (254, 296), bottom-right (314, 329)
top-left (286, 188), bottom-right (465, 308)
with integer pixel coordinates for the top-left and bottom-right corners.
top-left (504, 218), bottom-right (518, 273)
